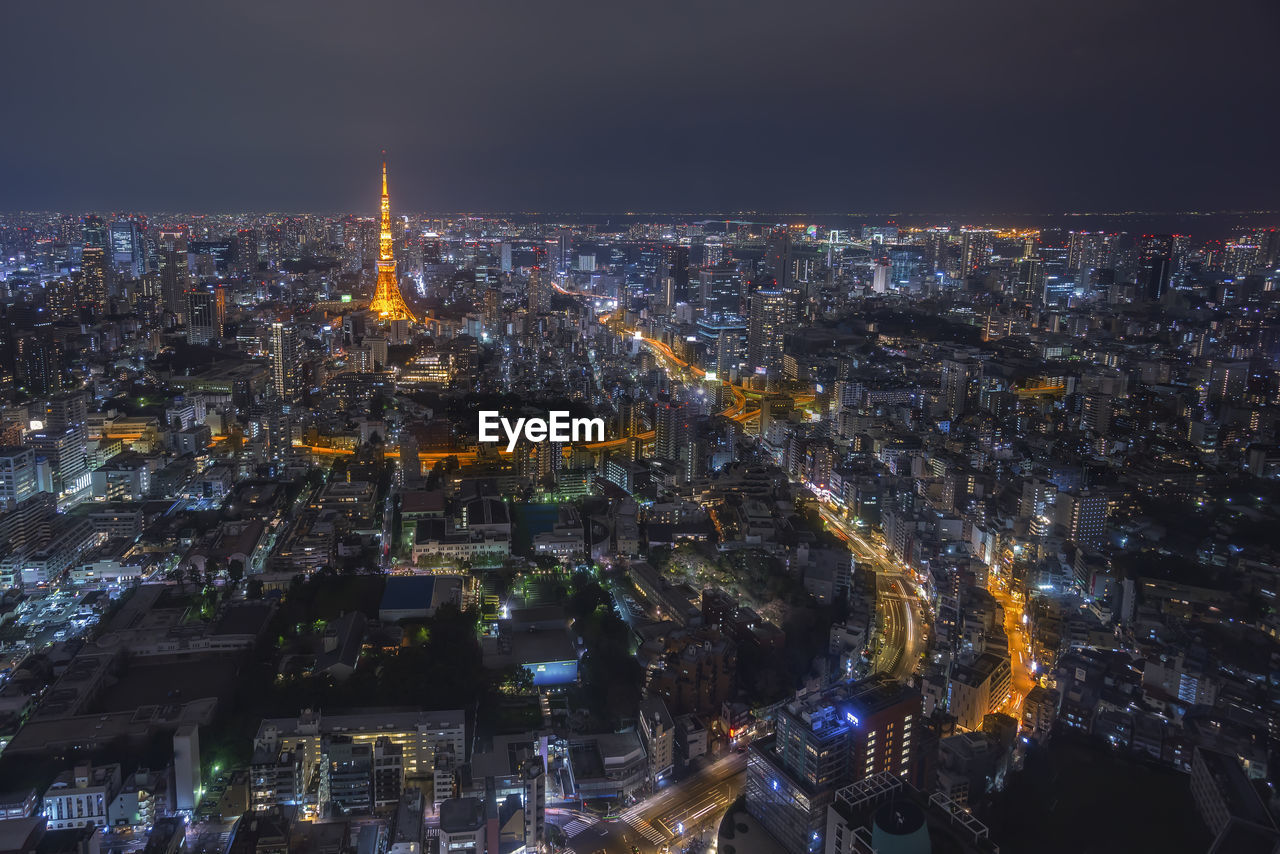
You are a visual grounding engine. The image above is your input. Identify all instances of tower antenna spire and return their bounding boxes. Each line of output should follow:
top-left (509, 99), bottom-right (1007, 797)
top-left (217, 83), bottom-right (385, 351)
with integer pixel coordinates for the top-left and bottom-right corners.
top-left (368, 152), bottom-right (417, 323)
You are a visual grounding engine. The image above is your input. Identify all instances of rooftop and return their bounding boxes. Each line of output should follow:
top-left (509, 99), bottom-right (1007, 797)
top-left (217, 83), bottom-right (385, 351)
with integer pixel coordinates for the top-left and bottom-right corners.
top-left (439, 797), bottom-right (486, 833)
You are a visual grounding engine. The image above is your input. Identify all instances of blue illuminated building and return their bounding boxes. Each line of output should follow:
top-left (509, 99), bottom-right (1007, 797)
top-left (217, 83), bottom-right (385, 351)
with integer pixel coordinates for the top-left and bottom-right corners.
top-left (745, 675), bottom-right (921, 853)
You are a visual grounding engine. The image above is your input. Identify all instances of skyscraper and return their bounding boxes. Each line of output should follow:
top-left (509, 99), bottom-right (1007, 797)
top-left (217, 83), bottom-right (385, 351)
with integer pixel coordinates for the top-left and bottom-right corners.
top-left (959, 229), bottom-right (995, 277)
top-left (157, 228), bottom-right (190, 323)
top-left (655, 397), bottom-right (690, 476)
top-left (765, 228), bottom-right (794, 294)
top-left (186, 286), bottom-right (226, 345)
top-left (699, 264), bottom-right (743, 317)
top-left (79, 246), bottom-right (108, 317)
top-left (109, 219), bottom-right (144, 279)
top-left (697, 317), bottom-right (747, 381)
top-left (747, 289), bottom-right (792, 382)
top-left (82, 215), bottom-right (108, 250)
top-left (872, 259), bottom-right (891, 294)
top-left (271, 321), bottom-right (302, 400)
top-left (369, 159), bottom-right (417, 322)
top-left (14, 332), bottom-right (62, 397)
top-left (31, 390), bottom-right (90, 507)
top-left (1014, 257), bottom-right (1043, 302)
top-left (663, 244), bottom-right (690, 303)
top-left (0, 447), bottom-right (38, 510)
top-left (548, 230), bottom-right (571, 276)
top-left (527, 267), bottom-right (548, 314)
top-left (236, 228), bottom-right (259, 275)
top-left (1137, 234), bottom-right (1174, 301)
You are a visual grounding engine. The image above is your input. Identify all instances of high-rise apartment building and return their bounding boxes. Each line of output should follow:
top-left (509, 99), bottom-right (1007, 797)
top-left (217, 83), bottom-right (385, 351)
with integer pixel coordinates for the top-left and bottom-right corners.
top-left (527, 267), bottom-right (548, 314)
top-left (270, 321), bottom-right (302, 400)
top-left (748, 289), bottom-right (792, 382)
top-left (959, 229), bottom-right (995, 276)
top-left (940, 358), bottom-right (976, 420)
top-left (236, 228), bottom-right (259, 274)
top-left (79, 246), bottom-right (108, 317)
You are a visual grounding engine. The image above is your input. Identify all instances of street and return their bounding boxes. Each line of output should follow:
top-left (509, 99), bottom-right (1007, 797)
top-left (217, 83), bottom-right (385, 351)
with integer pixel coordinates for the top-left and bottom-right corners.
top-left (990, 576), bottom-right (1038, 715)
top-left (875, 576), bottom-right (925, 681)
top-left (817, 505), bottom-right (928, 681)
top-left (560, 753), bottom-right (747, 854)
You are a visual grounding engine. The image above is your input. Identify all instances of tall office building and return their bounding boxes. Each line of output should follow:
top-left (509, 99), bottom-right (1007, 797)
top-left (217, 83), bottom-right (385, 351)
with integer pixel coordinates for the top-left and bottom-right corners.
top-left (888, 246), bottom-right (926, 290)
top-left (766, 228), bottom-right (794, 294)
top-left (1137, 234), bottom-right (1174, 301)
top-left (662, 244), bottom-right (691, 303)
top-left (1041, 272), bottom-right (1073, 307)
top-left (0, 447), bottom-right (38, 510)
top-left (699, 264), bottom-right (743, 317)
top-left (174, 725), bottom-right (202, 811)
top-left (157, 228), bottom-right (190, 323)
top-left (697, 317), bottom-right (747, 381)
top-left (747, 289), bottom-right (793, 382)
top-left (548, 230), bottom-right (571, 276)
top-left (656, 270), bottom-right (676, 312)
top-left (746, 675), bottom-right (922, 854)
top-left (1014, 257), bottom-right (1042, 302)
top-left (109, 219), bottom-right (145, 279)
top-left (82, 215), bottom-right (108, 249)
top-left (186, 286), bottom-right (226, 345)
top-left (30, 421), bottom-right (89, 507)
top-left (271, 321), bottom-right (302, 400)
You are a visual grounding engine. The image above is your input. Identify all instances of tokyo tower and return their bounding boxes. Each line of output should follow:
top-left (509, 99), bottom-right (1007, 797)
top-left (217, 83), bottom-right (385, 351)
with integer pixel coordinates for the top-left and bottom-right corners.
top-left (368, 157), bottom-right (417, 322)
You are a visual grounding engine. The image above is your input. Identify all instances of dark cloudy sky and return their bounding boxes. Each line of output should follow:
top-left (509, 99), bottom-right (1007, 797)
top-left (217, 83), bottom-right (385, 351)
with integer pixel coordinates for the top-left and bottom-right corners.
top-left (2, 0), bottom-right (1277, 214)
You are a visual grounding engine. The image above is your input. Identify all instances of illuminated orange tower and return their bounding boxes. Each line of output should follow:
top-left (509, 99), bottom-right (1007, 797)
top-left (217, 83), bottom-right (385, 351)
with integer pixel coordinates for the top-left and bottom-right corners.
top-left (369, 157), bottom-right (417, 322)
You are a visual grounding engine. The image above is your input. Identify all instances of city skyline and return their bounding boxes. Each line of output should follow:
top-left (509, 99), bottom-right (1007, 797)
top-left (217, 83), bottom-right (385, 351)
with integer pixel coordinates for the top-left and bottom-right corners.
top-left (0, 3), bottom-right (1278, 854)
top-left (0, 166), bottom-right (1277, 854)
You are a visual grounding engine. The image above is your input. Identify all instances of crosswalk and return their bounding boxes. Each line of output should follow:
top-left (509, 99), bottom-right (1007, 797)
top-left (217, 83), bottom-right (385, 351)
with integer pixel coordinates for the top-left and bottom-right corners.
top-left (626, 817), bottom-right (669, 845)
top-left (561, 819), bottom-right (595, 838)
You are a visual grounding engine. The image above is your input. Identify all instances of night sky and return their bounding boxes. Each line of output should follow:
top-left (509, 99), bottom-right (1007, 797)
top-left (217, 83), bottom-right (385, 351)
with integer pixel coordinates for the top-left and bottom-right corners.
top-left (3, 0), bottom-right (1278, 215)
